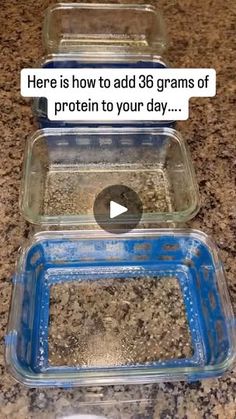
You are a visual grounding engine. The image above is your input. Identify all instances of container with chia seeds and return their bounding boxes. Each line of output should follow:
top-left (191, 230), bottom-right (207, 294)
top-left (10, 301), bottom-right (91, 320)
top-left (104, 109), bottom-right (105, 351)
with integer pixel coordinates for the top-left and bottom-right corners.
top-left (19, 127), bottom-right (199, 226)
top-left (5, 229), bottom-right (236, 387)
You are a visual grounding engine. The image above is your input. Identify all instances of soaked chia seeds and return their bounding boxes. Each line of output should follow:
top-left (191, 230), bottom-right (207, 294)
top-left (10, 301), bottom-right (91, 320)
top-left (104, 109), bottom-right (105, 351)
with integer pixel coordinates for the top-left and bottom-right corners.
top-left (48, 276), bottom-right (193, 367)
top-left (43, 167), bottom-right (173, 216)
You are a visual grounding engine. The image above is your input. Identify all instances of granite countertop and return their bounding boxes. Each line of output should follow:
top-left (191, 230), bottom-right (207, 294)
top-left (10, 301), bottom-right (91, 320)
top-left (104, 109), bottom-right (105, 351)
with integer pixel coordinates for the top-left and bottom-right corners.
top-left (0, 0), bottom-right (235, 417)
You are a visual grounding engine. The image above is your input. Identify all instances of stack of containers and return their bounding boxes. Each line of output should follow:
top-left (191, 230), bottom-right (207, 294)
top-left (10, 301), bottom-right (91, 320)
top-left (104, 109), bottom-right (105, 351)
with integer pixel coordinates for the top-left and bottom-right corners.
top-left (5, 3), bottom-right (235, 388)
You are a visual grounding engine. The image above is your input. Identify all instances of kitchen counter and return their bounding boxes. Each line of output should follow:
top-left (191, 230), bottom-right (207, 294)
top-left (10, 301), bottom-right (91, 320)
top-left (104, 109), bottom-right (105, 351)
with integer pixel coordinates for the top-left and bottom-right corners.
top-left (0, 0), bottom-right (235, 417)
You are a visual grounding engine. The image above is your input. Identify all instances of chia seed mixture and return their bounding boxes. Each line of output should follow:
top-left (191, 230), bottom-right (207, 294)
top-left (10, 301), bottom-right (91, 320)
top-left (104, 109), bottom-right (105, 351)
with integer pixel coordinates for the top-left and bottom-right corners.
top-left (48, 276), bottom-right (193, 367)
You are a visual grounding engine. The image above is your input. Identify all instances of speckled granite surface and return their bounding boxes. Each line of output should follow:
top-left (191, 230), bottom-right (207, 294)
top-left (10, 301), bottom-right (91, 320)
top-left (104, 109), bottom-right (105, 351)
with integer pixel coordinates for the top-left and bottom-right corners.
top-left (0, 0), bottom-right (236, 417)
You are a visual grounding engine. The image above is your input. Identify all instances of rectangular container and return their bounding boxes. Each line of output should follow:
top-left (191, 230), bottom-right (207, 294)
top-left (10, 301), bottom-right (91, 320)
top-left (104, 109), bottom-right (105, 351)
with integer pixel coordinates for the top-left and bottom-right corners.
top-left (35, 3), bottom-right (174, 128)
top-left (20, 127), bottom-right (199, 226)
top-left (5, 229), bottom-right (236, 387)
top-left (43, 3), bottom-right (166, 54)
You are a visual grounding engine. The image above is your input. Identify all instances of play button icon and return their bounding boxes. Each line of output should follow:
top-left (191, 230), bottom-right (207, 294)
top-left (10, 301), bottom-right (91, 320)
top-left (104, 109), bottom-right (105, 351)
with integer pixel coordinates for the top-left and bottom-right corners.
top-left (110, 201), bottom-right (128, 219)
top-left (93, 185), bottom-right (143, 233)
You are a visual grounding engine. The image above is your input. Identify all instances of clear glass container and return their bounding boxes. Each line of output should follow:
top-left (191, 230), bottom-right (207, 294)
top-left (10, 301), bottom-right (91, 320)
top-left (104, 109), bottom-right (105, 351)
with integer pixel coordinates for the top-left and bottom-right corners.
top-left (43, 3), bottom-right (166, 55)
top-left (5, 229), bottom-right (236, 387)
top-left (35, 3), bottom-right (173, 128)
top-left (20, 127), bottom-right (199, 226)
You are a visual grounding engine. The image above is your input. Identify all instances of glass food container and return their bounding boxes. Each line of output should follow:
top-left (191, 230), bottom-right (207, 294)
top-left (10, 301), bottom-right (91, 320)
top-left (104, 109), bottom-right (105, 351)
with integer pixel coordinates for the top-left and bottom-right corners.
top-left (20, 127), bottom-right (199, 226)
top-left (43, 3), bottom-right (166, 55)
top-left (5, 229), bottom-right (236, 387)
top-left (34, 2), bottom-right (175, 128)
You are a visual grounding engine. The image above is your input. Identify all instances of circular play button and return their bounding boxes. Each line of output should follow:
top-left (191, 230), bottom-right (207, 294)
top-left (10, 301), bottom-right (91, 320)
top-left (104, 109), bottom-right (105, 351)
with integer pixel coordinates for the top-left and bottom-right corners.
top-left (93, 185), bottom-right (143, 233)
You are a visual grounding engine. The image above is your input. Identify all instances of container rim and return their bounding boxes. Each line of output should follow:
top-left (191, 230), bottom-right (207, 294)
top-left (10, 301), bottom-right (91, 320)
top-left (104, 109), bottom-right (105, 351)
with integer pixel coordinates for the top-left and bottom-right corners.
top-left (40, 52), bottom-right (169, 68)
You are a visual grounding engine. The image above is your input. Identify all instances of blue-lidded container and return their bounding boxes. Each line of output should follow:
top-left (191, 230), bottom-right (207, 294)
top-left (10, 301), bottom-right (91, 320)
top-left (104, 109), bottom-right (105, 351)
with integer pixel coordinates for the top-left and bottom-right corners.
top-left (5, 229), bottom-right (236, 387)
top-left (33, 3), bottom-right (175, 128)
